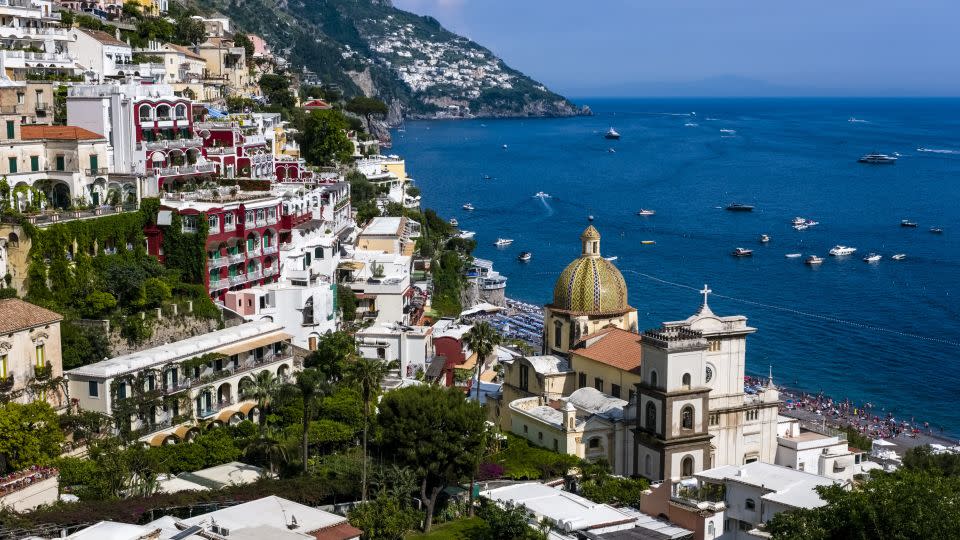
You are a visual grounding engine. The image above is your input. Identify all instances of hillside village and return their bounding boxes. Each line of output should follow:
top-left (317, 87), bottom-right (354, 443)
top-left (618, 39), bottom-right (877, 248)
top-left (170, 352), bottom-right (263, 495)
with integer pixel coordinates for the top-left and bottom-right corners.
top-left (0, 1), bottom-right (957, 540)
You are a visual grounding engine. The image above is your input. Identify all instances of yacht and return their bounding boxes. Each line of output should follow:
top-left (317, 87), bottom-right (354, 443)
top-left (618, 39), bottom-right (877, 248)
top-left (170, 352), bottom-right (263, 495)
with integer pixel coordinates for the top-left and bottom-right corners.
top-left (793, 223), bottom-right (809, 231)
top-left (462, 203), bottom-right (475, 211)
top-left (725, 203), bottom-right (754, 212)
top-left (636, 209), bottom-right (656, 216)
top-left (494, 238), bottom-right (514, 247)
top-left (641, 240), bottom-right (656, 245)
top-left (759, 234), bottom-right (770, 243)
top-left (534, 191), bottom-right (551, 199)
top-left (448, 218), bottom-right (458, 227)
top-left (892, 253), bottom-right (907, 261)
top-left (805, 255), bottom-right (824, 266)
top-left (829, 245), bottom-right (857, 256)
top-left (901, 220), bottom-right (918, 228)
top-left (457, 230), bottom-right (476, 240)
top-left (732, 247), bottom-right (754, 257)
top-left (858, 153), bottom-right (897, 164)
top-left (517, 251), bottom-right (532, 262)
top-left (604, 127), bottom-right (621, 140)
top-left (792, 217), bottom-right (807, 226)
top-left (785, 253), bottom-right (802, 258)
top-left (863, 253), bottom-right (882, 262)
top-left (930, 227), bottom-right (944, 234)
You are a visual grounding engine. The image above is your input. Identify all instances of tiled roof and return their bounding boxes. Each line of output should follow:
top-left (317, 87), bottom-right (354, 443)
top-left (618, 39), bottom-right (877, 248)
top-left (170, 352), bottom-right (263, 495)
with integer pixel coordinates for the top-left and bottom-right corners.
top-left (164, 42), bottom-right (205, 60)
top-left (310, 521), bottom-right (363, 540)
top-left (0, 299), bottom-right (63, 334)
top-left (303, 99), bottom-right (332, 109)
top-left (81, 29), bottom-right (128, 47)
top-left (20, 125), bottom-right (105, 141)
top-left (570, 327), bottom-right (642, 374)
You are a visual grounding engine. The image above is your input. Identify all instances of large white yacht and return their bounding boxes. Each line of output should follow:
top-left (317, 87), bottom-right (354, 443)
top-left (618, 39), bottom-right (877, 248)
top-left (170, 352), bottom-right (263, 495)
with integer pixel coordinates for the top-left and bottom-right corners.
top-left (829, 245), bottom-right (857, 256)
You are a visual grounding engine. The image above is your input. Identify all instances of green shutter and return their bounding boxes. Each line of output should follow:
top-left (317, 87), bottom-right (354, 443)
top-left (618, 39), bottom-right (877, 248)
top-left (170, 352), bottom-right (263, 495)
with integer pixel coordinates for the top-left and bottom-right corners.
top-left (56, 156), bottom-right (64, 171)
top-left (7, 157), bottom-right (15, 174)
top-left (30, 156), bottom-right (39, 171)
top-left (89, 155), bottom-right (98, 172)
top-left (5, 121), bottom-right (13, 139)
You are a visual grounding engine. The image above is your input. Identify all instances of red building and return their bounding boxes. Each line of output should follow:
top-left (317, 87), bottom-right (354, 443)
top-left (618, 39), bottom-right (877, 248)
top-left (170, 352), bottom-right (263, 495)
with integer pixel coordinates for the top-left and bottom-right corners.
top-left (195, 120), bottom-right (273, 180)
top-left (135, 97), bottom-right (215, 192)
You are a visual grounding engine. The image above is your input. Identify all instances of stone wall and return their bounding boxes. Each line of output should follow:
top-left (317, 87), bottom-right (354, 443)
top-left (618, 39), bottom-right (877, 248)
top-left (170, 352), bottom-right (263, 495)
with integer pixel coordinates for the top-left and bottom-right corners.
top-left (108, 315), bottom-right (222, 357)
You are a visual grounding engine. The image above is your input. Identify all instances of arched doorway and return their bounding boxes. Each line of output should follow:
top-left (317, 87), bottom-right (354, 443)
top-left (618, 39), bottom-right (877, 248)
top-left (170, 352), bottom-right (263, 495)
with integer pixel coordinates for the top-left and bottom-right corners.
top-left (681, 456), bottom-right (694, 477)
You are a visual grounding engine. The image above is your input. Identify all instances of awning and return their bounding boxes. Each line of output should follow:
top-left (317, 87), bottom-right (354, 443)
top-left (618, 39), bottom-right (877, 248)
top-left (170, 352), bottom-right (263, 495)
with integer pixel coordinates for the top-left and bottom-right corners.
top-left (148, 432), bottom-right (176, 447)
top-left (337, 261), bottom-right (365, 271)
top-left (454, 351), bottom-right (478, 371)
top-left (238, 401), bottom-right (258, 416)
top-left (215, 331), bottom-right (292, 356)
top-left (173, 424), bottom-right (197, 440)
top-left (216, 407), bottom-right (242, 424)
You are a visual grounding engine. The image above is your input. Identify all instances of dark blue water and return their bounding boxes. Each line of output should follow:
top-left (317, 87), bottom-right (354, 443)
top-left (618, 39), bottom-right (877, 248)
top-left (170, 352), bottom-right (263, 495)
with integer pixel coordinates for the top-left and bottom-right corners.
top-left (391, 98), bottom-right (960, 433)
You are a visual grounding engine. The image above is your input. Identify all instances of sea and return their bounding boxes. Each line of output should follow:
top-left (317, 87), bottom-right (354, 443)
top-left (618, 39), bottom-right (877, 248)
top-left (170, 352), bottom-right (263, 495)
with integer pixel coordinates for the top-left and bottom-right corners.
top-left (389, 98), bottom-right (960, 435)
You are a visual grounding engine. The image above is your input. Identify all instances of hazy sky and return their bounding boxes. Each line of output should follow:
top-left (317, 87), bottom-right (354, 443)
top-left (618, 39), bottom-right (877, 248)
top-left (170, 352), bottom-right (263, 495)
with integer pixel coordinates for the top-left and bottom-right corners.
top-left (392, 0), bottom-right (960, 97)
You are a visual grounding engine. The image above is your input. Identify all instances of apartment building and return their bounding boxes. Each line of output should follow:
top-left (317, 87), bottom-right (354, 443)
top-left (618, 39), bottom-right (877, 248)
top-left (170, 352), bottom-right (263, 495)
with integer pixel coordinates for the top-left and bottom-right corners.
top-left (0, 298), bottom-right (65, 408)
top-left (0, 0), bottom-right (76, 81)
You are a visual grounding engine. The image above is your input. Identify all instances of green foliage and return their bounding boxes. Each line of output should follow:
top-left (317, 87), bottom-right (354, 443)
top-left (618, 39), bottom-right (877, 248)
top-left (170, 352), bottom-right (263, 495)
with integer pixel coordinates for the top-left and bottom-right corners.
top-left (82, 291), bottom-right (117, 318)
top-left (304, 331), bottom-right (356, 380)
top-left (233, 33), bottom-right (256, 58)
top-left (301, 109), bottom-right (354, 165)
top-left (0, 287), bottom-right (16, 299)
top-left (337, 285), bottom-right (358, 321)
top-left (349, 493), bottom-right (422, 540)
top-left (120, 316), bottom-right (153, 344)
top-left (345, 96), bottom-right (389, 132)
top-left (577, 460), bottom-right (648, 507)
top-left (259, 74), bottom-right (296, 109)
top-left (431, 250), bottom-right (464, 317)
top-left (0, 401), bottom-right (64, 474)
top-left (155, 429), bottom-right (242, 474)
top-left (377, 385), bottom-right (486, 531)
top-left (840, 426), bottom-right (873, 452)
top-left (60, 322), bottom-right (111, 370)
top-left (477, 500), bottom-right (545, 540)
top-left (142, 276), bottom-right (172, 308)
top-left (902, 445), bottom-right (960, 477)
top-left (309, 449), bottom-right (363, 499)
top-left (161, 212), bottom-right (209, 285)
top-left (490, 434), bottom-right (580, 480)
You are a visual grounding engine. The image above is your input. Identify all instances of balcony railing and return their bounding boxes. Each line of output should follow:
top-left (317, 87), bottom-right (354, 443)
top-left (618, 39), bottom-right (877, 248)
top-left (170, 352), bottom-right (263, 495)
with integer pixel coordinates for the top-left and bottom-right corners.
top-left (143, 138), bottom-right (203, 151)
top-left (247, 247), bottom-right (261, 257)
top-left (228, 253), bottom-right (245, 263)
top-left (151, 162), bottom-right (217, 178)
top-left (263, 245), bottom-right (278, 255)
top-left (247, 270), bottom-right (262, 281)
top-left (34, 362), bottom-right (52, 381)
top-left (197, 398), bottom-right (235, 419)
top-left (85, 167), bottom-right (109, 176)
top-left (208, 257), bottom-right (229, 269)
top-left (163, 354), bottom-right (291, 397)
top-left (0, 374), bottom-right (14, 393)
top-left (263, 266), bottom-right (277, 277)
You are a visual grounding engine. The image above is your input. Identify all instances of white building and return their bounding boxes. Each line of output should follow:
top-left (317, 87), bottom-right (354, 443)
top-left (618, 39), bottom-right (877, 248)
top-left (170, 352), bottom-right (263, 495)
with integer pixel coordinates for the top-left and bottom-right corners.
top-left (356, 321), bottom-right (431, 379)
top-left (775, 416), bottom-right (866, 482)
top-left (68, 29), bottom-right (163, 82)
top-left (340, 249), bottom-right (413, 325)
top-left (0, 0), bottom-right (77, 81)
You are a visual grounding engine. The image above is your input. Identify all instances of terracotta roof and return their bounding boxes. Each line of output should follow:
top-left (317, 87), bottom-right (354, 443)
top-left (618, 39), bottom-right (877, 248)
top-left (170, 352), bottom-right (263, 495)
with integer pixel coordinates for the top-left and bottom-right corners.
top-left (20, 125), bottom-right (105, 141)
top-left (310, 521), bottom-right (363, 540)
top-left (81, 29), bottom-right (128, 47)
top-left (164, 43), bottom-right (205, 60)
top-left (0, 299), bottom-right (63, 334)
top-left (570, 327), bottom-right (642, 374)
top-left (303, 99), bottom-right (332, 110)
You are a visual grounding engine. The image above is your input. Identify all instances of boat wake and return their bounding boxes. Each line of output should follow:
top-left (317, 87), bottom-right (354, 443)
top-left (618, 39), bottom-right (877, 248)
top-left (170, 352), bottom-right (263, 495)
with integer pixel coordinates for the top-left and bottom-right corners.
top-left (848, 117), bottom-right (870, 124)
top-left (917, 147), bottom-right (960, 155)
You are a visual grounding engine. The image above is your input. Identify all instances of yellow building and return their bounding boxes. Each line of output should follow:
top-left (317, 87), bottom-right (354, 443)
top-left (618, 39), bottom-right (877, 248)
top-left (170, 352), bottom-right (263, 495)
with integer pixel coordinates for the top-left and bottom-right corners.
top-left (488, 355), bottom-right (574, 431)
top-left (0, 298), bottom-right (65, 408)
top-left (569, 326), bottom-right (643, 401)
top-left (544, 226), bottom-right (638, 356)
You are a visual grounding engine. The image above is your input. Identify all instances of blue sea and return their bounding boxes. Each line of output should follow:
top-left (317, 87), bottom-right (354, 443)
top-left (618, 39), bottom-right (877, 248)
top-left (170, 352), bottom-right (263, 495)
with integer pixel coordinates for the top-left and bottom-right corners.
top-left (389, 98), bottom-right (960, 434)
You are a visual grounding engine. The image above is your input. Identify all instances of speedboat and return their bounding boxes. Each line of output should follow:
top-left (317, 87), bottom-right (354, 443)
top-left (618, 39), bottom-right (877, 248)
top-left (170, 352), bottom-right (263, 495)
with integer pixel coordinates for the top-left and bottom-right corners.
top-left (863, 253), bottom-right (882, 263)
top-left (829, 245), bottom-right (857, 256)
top-left (517, 251), bottom-right (532, 262)
top-left (502, 144), bottom-right (508, 149)
top-left (930, 227), bottom-right (944, 234)
top-left (449, 218), bottom-right (458, 227)
top-left (732, 247), bottom-right (754, 257)
top-left (457, 230), bottom-right (476, 240)
top-left (604, 127), bottom-right (621, 140)
top-left (725, 203), bottom-right (754, 212)
top-left (805, 255), bottom-right (824, 265)
top-left (604, 256), bottom-right (618, 262)
top-left (858, 153), bottom-right (897, 164)
top-left (636, 209), bottom-right (656, 216)
top-left (805, 220), bottom-right (820, 226)
top-left (534, 191), bottom-right (551, 199)
top-left (720, 128), bottom-right (737, 135)
top-left (608, 148), bottom-right (616, 153)
top-left (892, 253), bottom-right (906, 260)
top-left (793, 223), bottom-right (809, 231)
top-left (462, 203), bottom-right (475, 211)
top-left (901, 220), bottom-right (918, 228)
top-left (792, 217), bottom-right (807, 226)
top-left (588, 215), bottom-right (594, 221)
top-left (483, 175), bottom-right (492, 180)
top-left (785, 253), bottom-right (802, 258)
top-left (494, 238), bottom-right (513, 247)
top-left (641, 240), bottom-right (656, 245)
top-left (759, 234), bottom-right (770, 243)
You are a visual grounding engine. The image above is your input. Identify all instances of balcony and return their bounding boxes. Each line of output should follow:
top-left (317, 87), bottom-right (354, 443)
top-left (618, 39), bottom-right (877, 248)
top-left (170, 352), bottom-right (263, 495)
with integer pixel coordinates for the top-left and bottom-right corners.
top-left (246, 270), bottom-right (262, 281)
top-left (164, 354), bottom-right (292, 397)
top-left (246, 246), bottom-right (261, 257)
top-left (0, 50), bottom-right (73, 68)
top-left (151, 162), bottom-right (217, 178)
top-left (208, 257), bottom-right (229, 269)
top-left (204, 146), bottom-right (236, 155)
top-left (0, 104), bottom-right (22, 114)
top-left (671, 481), bottom-right (726, 512)
top-left (0, 374), bottom-right (14, 393)
top-left (263, 245), bottom-right (278, 256)
top-left (263, 266), bottom-right (277, 277)
top-left (34, 362), bottom-right (52, 381)
top-left (228, 252), bottom-right (245, 264)
top-left (85, 167), bottom-right (109, 176)
top-left (143, 138), bottom-right (204, 151)
top-left (228, 274), bottom-right (246, 285)
top-left (197, 398), bottom-right (235, 419)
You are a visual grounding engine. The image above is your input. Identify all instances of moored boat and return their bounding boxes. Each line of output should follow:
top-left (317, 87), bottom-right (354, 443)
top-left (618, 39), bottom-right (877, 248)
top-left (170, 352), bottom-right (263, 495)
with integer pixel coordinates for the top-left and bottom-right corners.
top-left (517, 251), bottom-right (532, 262)
top-left (449, 218), bottom-right (458, 227)
top-left (462, 203), bottom-right (474, 211)
top-left (637, 209), bottom-right (656, 216)
top-left (805, 255), bottom-right (824, 265)
top-left (604, 256), bottom-right (618, 262)
top-left (829, 245), bottom-right (857, 256)
top-left (930, 227), bottom-right (944, 234)
top-left (457, 230), bottom-right (476, 240)
top-left (785, 253), bottom-right (802, 258)
top-left (726, 203), bottom-right (754, 212)
top-left (732, 247), bottom-right (754, 257)
top-left (892, 253), bottom-right (906, 260)
top-left (641, 240), bottom-right (656, 245)
top-left (863, 253), bottom-right (882, 262)
top-left (759, 234), bottom-right (770, 243)
top-left (494, 238), bottom-right (513, 247)
top-left (901, 219), bottom-right (918, 228)
top-left (858, 153), bottom-right (897, 164)
top-left (604, 127), bottom-right (620, 140)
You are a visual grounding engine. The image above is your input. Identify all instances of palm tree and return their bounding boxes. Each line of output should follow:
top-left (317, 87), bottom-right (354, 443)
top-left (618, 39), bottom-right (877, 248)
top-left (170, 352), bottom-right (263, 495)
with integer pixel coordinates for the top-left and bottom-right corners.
top-left (242, 370), bottom-right (280, 428)
top-left (345, 357), bottom-right (392, 501)
top-left (244, 426), bottom-right (289, 476)
top-left (289, 368), bottom-right (331, 475)
top-left (463, 321), bottom-right (502, 403)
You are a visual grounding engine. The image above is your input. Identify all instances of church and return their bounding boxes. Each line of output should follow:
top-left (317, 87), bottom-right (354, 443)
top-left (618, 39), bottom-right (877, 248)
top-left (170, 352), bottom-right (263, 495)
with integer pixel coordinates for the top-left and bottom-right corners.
top-left (498, 225), bottom-right (780, 481)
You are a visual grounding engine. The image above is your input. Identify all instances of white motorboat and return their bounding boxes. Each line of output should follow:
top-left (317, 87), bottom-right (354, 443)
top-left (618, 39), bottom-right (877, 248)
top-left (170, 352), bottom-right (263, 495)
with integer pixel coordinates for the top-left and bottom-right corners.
top-left (636, 209), bottom-right (656, 216)
top-left (785, 253), bottom-right (802, 258)
top-left (760, 234), bottom-right (770, 243)
top-left (892, 253), bottom-right (906, 260)
top-left (449, 218), bottom-right (458, 227)
top-left (829, 245), bottom-right (857, 256)
top-left (604, 256), bottom-right (618, 262)
top-left (793, 223), bottom-right (809, 231)
top-left (720, 128), bottom-right (737, 135)
top-left (517, 251), bottom-right (532, 262)
top-left (863, 253), bottom-right (882, 262)
top-left (792, 217), bottom-right (807, 226)
top-left (805, 255), bottom-right (824, 265)
top-left (930, 227), bottom-right (944, 234)
top-left (732, 247), bottom-right (754, 257)
top-left (858, 153), bottom-right (897, 164)
top-left (604, 127), bottom-right (621, 140)
top-left (457, 231), bottom-right (476, 240)
top-left (494, 238), bottom-right (514, 247)
top-left (534, 191), bottom-right (551, 199)
top-left (462, 203), bottom-right (475, 211)
top-left (608, 148), bottom-right (616, 153)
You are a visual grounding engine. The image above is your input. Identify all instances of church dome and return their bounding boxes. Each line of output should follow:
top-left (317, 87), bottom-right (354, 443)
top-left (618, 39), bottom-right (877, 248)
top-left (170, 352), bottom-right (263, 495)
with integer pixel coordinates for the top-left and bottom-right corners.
top-left (551, 226), bottom-right (630, 314)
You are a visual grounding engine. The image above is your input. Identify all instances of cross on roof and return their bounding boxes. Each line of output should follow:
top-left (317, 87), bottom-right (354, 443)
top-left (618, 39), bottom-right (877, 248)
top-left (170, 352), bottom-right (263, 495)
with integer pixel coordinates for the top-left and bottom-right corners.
top-left (700, 284), bottom-right (712, 306)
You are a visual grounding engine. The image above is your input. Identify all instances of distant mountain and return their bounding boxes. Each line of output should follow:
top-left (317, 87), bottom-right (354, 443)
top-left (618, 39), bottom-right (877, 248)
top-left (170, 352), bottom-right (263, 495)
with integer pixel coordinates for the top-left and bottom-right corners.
top-left (193, 0), bottom-right (586, 119)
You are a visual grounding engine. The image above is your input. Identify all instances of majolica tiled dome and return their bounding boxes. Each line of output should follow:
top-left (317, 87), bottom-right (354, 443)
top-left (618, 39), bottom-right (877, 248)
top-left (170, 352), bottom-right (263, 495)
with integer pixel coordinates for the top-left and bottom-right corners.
top-left (552, 226), bottom-right (630, 313)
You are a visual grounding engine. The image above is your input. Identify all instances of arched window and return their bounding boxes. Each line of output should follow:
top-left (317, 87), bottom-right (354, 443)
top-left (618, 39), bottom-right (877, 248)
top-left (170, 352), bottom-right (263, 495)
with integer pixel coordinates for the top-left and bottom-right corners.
top-left (156, 104), bottom-right (171, 119)
top-left (645, 402), bottom-right (657, 431)
top-left (139, 104), bottom-right (152, 120)
top-left (681, 456), bottom-right (694, 477)
top-left (681, 405), bottom-right (694, 430)
top-left (682, 373), bottom-right (691, 388)
top-left (553, 320), bottom-right (563, 349)
top-left (302, 297), bottom-right (314, 325)
top-left (175, 104), bottom-right (187, 119)
top-left (649, 370), bottom-right (658, 387)
top-left (745, 498), bottom-right (756, 511)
